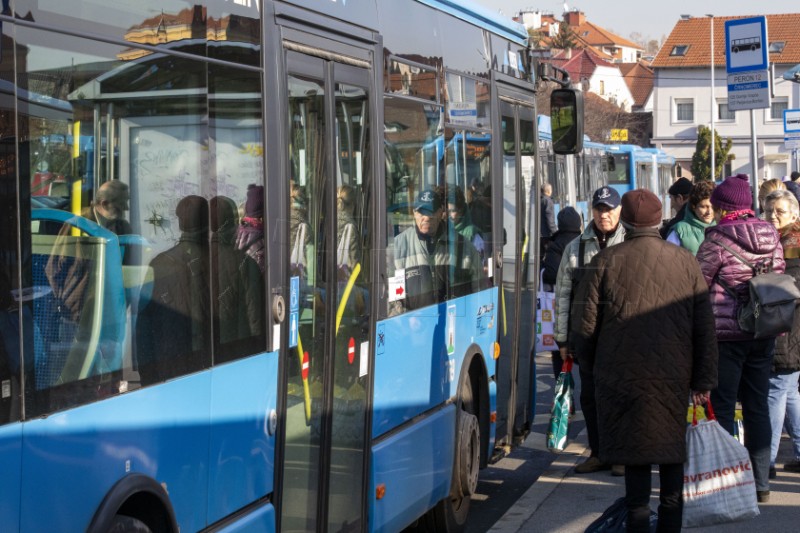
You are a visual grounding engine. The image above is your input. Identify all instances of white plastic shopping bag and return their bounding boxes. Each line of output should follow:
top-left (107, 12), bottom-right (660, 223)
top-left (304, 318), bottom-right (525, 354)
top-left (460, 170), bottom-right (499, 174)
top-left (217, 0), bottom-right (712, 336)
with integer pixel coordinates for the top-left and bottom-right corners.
top-left (535, 270), bottom-right (557, 353)
top-left (682, 401), bottom-right (759, 528)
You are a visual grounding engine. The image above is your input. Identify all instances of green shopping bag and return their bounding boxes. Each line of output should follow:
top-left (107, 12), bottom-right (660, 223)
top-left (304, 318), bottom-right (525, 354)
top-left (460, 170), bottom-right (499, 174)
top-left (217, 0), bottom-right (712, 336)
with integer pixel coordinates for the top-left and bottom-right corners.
top-left (547, 359), bottom-right (574, 452)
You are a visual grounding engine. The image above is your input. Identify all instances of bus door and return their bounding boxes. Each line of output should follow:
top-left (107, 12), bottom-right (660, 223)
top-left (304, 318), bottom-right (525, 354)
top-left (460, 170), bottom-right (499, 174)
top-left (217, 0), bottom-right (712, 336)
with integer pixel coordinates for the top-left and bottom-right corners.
top-left (495, 88), bottom-right (537, 448)
top-left (279, 42), bottom-right (374, 533)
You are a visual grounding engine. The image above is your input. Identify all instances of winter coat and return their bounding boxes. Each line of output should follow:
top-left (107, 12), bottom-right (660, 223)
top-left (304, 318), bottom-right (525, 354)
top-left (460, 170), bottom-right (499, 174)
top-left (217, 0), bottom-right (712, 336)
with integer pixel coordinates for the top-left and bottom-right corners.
top-left (774, 223), bottom-right (800, 372)
top-left (553, 222), bottom-right (626, 344)
top-left (212, 228), bottom-right (264, 348)
top-left (696, 215), bottom-right (785, 341)
top-left (542, 230), bottom-right (580, 286)
top-left (571, 228), bottom-right (718, 465)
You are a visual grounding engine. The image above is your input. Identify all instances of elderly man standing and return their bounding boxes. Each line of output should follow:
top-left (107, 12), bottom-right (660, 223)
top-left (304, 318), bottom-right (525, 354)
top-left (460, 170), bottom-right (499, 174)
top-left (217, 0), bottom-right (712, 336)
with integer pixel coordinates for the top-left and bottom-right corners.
top-left (571, 189), bottom-right (718, 533)
top-left (554, 186), bottom-right (625, 474)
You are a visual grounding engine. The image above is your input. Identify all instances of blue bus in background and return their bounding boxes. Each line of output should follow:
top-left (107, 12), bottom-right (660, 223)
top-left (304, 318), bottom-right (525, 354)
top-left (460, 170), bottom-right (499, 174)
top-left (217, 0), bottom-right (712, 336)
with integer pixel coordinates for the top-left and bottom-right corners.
top-left (606, 144), bottom-right (677, 220)
top-left (0, 1), bottom-right (584, 532)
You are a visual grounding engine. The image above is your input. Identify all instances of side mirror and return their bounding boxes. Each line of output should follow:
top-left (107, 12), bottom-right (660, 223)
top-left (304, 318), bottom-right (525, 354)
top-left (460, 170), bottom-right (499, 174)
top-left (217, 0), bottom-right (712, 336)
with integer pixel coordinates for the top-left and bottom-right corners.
top-left (550, 88), bottom-right (584, 155)
top-left (604, 154), bottom-right (616, 172)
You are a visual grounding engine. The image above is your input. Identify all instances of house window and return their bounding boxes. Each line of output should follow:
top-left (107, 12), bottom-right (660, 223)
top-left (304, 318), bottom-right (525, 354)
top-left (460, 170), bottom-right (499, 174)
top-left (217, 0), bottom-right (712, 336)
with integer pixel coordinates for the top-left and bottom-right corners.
top-left (769, 41), bottom-right (786, 53)
top-left (670, 45), bottom-right (689, 56)
top-left (718, 101), bottom-right (735, 121)
top-left (675, 98), bottom-right (694, 122)
top-left (771, 99), bottom-right (788, 120)
top-left (599, 80), bottom-right (605, 95)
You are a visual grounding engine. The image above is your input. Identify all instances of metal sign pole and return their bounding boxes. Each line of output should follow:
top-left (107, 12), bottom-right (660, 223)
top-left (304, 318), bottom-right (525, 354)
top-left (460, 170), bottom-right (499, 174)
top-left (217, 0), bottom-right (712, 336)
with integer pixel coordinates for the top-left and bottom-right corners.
top-left (750, 108), bottom-right (759, 211)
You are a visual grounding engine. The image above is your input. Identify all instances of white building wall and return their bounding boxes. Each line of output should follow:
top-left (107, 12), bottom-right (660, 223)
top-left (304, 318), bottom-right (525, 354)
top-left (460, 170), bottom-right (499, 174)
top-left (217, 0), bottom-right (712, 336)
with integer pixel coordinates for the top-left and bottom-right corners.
top-left (589, 65), bottom-right (634, 111)
top-left (652, 66), bottom-right (800, 180)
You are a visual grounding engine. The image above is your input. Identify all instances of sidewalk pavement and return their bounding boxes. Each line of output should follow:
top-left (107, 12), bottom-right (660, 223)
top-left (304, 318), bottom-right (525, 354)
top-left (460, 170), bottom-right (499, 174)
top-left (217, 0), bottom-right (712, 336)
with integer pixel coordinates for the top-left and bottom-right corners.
top-left (488, 425), bottom-right (800, 533)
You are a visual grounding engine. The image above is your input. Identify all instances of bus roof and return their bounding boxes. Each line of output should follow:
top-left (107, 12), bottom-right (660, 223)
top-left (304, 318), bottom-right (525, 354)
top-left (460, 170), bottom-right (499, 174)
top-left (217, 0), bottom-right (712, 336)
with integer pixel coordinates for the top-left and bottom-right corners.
top-left (415, 0), bottom-right (529, 45)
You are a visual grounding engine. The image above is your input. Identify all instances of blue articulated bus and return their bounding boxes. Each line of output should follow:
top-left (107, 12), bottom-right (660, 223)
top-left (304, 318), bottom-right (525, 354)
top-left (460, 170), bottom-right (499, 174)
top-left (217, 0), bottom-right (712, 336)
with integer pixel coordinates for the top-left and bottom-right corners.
top-left (0, 1), bottom-right (583, 531)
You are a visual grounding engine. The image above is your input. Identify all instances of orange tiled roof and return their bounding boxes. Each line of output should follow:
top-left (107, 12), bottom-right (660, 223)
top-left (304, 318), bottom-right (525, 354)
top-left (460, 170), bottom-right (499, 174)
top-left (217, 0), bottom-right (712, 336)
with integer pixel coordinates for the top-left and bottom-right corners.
top-left (571, 21), bottom-right (642, 50)
top-left (619, 62), bottom-right (654, 108)
top-left (552, 48), bottom-right (617, 81)
top-left (652, 13), bottom-right (800, 68)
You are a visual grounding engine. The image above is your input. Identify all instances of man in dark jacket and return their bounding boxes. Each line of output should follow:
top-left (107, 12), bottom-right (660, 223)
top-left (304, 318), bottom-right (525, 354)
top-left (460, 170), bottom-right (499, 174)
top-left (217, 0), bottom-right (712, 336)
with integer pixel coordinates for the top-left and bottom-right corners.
top-left (659, 176), bottom-right (693, 239)
top-left (542, 206), bottom-right (581, 378)
top-left (572, 189), bottom-right (718, 532)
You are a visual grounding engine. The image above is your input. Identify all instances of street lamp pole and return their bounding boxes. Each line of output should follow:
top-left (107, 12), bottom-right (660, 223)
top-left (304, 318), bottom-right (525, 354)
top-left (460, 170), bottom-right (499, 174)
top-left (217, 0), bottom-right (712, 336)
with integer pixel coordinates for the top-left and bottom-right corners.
top-left (707, 14), bottom-right (715, 181)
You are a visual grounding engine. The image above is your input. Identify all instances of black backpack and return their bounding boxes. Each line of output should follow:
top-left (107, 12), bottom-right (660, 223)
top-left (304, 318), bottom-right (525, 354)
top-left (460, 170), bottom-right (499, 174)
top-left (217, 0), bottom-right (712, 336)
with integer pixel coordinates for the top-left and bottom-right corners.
top-left (715, 240), bottom-right (800, 339)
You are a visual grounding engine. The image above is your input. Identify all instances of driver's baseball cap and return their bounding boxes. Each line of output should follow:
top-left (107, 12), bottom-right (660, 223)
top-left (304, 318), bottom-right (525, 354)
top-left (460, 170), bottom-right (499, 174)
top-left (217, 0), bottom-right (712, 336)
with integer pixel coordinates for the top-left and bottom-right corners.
top-left (414, 189), bottom-right (443, 214)
top-left (592, 186), bottom-right (621, 209)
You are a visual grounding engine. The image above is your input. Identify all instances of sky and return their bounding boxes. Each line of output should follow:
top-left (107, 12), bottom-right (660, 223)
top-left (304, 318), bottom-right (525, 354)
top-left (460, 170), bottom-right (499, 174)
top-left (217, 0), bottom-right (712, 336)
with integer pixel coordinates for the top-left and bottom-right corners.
top-left (470, 0), bottom-right (800, 43)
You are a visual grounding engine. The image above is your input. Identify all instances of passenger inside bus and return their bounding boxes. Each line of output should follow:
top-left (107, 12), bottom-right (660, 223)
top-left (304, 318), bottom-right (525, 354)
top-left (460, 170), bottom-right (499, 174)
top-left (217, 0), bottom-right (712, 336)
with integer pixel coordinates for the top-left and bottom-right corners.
top-left (447, 187), bottom-right (485, 259)
top-left (236, 184), bottom-right (265, 274)
top-left (389, 188), bottom-right (482, 313)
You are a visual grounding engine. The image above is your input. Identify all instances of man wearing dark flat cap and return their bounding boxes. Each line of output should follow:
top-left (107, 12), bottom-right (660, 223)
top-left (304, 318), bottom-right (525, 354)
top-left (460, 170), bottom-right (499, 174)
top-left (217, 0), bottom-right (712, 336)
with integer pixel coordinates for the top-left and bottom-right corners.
top-left (660, 176), bottom-right (693, 239)
top-left (571, 189), bottom-right (718, 532)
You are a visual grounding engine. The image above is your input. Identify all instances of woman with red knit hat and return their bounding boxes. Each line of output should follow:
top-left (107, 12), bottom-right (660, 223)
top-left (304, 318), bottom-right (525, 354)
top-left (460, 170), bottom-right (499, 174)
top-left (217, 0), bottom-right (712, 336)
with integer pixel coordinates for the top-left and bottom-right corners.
top-left (696, 174), bottom-right (785, 503)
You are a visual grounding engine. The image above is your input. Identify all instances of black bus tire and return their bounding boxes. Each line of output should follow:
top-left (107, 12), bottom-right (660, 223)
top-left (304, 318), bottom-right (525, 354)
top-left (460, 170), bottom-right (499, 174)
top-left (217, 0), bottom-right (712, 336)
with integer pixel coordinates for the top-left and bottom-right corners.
top-left (108, 515), bottom-right (152, 533)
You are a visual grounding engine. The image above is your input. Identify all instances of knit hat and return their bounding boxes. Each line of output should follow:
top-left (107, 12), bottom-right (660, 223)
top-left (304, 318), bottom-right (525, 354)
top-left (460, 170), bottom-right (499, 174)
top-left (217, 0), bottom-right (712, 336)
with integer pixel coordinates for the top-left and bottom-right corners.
top-left (245, 184), bottom-right (264, 218)
top-left (710, 174), bottom-right (752, 211)
top-left (667, 177), bottom-right (693, 196)
top-left (792, 171), bottom-right (800, 182)
top-left (620, 189), bottom-right (662, 228)
top-left (557, 206), bottom-right (582, 232)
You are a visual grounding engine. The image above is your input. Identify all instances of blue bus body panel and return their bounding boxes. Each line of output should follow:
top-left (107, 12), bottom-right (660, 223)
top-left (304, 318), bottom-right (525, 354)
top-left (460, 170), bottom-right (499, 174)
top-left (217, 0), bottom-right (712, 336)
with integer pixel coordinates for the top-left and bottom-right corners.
top-left (20, 373), bottom-right (211, 532)
top-left (0, 423), bottom-right (21, 531)
top-left (215, 502), bottom-right (275, 533)
top-left (369, 404), bottom-right (456, 533)
top-left (18, 351), bottom-right (279, 532)
top-left (207, 352), bottom-right (279, 524)
top-left (372, 288), bottom-right (497, 440)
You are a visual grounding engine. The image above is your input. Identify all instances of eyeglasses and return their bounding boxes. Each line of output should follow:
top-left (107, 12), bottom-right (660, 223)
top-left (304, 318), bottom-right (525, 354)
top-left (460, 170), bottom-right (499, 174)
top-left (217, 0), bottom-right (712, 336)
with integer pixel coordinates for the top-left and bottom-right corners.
top-left (764, 208), bottom-right (790, 217)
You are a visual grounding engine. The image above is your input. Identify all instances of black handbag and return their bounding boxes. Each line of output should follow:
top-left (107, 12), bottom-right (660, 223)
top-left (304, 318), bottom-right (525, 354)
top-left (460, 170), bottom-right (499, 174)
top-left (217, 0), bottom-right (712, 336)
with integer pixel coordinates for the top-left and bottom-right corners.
top-left (715, 240), bottom-right (800, 339)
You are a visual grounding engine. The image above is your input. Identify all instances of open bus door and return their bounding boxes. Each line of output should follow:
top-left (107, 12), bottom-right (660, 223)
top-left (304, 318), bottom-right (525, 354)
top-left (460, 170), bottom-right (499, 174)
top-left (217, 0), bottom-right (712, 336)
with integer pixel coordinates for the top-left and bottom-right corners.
top-left (495, 85), bottom-right (538, 450)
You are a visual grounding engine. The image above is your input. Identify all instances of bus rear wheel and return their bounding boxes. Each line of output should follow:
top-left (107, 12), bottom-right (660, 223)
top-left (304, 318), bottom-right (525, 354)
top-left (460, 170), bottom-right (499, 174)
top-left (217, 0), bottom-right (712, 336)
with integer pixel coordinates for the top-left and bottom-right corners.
top-left (419, 408), bottom-right (480, 532)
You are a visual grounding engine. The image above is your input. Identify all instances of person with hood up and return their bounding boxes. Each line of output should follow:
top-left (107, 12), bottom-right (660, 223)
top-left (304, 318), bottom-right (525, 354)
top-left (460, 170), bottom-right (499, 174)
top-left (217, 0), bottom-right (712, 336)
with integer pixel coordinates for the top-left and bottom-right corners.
top-left (572, 189), bottom-right (718, 533)
top-left (542, 206), bottom-right (582, 378)
top-left (696, 174), bottom-right (785, 503)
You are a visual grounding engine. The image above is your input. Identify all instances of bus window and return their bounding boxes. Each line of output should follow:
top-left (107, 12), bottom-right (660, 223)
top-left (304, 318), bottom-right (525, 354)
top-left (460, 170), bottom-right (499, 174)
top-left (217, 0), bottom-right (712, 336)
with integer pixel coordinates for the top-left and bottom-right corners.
top-left (608, 153), bottom-right (631, 185)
